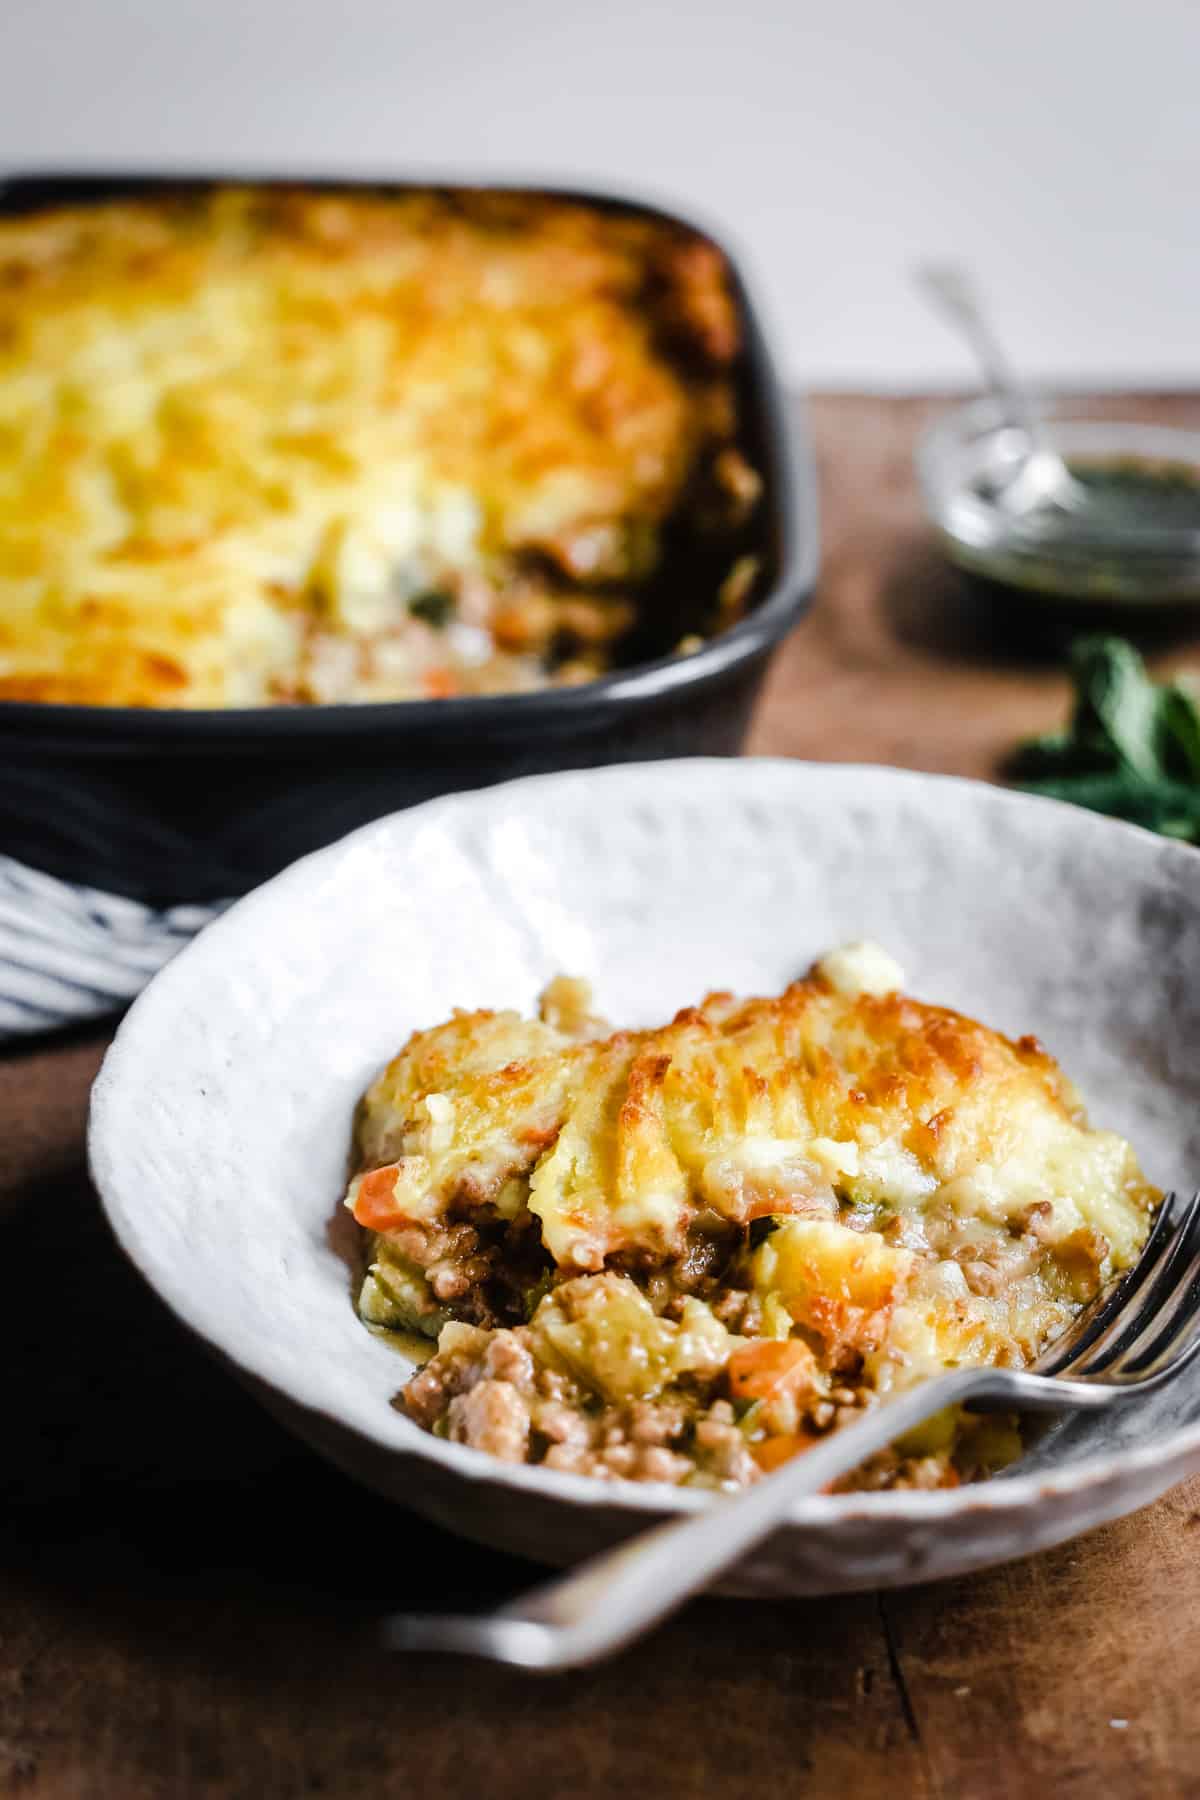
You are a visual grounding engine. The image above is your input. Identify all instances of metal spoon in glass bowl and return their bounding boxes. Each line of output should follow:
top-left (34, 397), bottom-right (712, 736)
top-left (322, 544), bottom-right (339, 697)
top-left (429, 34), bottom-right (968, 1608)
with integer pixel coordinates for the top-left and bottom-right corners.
top-left (916, 261), bottom-right (1089, 519)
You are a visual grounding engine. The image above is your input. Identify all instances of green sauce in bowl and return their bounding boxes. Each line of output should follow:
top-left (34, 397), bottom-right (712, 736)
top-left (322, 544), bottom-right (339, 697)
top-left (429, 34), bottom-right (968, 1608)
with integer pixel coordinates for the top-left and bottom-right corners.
top-left (919, 404), bottom-right (1200, 609)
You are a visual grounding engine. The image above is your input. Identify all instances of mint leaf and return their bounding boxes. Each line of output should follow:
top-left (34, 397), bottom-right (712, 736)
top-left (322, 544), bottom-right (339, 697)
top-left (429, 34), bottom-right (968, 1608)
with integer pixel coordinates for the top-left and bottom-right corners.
top-left (1160, 682), bottom-right (1200, 784)
top-left (1007, 730), bottom-right (1115, 781)
top-left (1068, 636), bottom-right (1163, 781)
top-left (1010, 636), bottom-right (1200, 845)
top-left (1018, 771), bottom-right (1200, 834)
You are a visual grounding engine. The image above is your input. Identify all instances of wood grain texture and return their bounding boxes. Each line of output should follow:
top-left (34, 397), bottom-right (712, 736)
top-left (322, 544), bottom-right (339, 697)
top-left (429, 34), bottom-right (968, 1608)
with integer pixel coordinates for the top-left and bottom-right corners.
top-left (5, 393), bottom-right (1200, 1799)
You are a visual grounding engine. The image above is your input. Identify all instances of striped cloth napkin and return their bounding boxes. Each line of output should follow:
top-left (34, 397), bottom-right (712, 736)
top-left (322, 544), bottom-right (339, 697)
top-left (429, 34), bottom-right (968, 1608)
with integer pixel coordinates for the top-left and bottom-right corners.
top-left (0, 856), bottom-right (225, 1040)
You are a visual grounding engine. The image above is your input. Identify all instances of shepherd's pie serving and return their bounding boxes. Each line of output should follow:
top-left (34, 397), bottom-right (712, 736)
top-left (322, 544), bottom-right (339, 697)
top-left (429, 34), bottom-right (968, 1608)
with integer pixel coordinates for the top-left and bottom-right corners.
top-left (346, 946), bottom-right (1156, 1490)
top-left (0, 186), bottom-right (756, 708)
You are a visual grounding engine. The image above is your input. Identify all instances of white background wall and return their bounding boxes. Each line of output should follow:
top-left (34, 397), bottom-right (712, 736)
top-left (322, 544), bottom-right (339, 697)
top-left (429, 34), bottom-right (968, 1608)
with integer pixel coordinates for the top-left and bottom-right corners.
top-left (3, 0), bottom-right (1197, 389)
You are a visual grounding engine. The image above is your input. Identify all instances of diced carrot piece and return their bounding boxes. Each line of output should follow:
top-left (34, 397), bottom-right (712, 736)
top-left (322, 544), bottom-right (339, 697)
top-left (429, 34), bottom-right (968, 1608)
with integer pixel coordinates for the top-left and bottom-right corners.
top-left (422, 668), bottom-right (460, 699)
top-left (727, 1339), bottom-right (818, 1403)
top-left (490, 604), bottom-right (529, 650)
top-left (743, 1194), bottom-right (820, 1223)
top-left (351, 1164), bottom-right (410, 1231)
top-left (752, 1433), bottom-right (818, 1473)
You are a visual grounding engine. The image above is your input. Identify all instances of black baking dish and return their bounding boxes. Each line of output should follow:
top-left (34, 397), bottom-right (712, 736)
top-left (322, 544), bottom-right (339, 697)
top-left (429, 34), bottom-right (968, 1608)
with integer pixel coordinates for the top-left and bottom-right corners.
top-left (0, 170), bottom-right (819, 905)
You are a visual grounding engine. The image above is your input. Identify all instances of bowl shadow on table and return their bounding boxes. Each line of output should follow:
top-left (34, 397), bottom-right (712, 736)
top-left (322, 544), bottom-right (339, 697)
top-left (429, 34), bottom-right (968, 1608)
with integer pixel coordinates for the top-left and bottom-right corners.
top-left (3, 1166), bottom-right (876, 1686)
top-left (2, 1164), bottom-right (535, 1624)
top-left (881, 534), bottom-right (1200, 665)
top-left (10, 1193), bottom-right (947, 1800)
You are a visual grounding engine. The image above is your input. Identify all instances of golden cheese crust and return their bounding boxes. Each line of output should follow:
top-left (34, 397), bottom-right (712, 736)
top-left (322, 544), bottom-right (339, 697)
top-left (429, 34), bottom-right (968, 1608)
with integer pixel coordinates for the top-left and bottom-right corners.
top-left (352, 968), bottom-right (1154, 1271)
top-left (0, 186), bottom-right (753, 708)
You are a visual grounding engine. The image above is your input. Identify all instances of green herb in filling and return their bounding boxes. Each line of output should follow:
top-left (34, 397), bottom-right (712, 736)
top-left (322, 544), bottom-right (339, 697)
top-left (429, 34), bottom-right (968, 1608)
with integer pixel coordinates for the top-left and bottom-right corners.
top-left (408, 590), bottom-right (454, 628)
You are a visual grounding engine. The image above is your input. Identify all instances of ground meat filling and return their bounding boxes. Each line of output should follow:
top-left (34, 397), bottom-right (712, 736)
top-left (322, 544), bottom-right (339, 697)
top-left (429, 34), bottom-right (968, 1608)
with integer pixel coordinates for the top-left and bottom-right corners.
top-left (392, 1244), bottom-right (962, 1490)
top-left (385, 1194), bottom-right (1125, 1492)
top-left (370, 1175), bottom-right (1124, 1491)
top-left (404, 1317), bottom-right (758, 1486)
top-left (369, 1210), bottom-right (552, 1330)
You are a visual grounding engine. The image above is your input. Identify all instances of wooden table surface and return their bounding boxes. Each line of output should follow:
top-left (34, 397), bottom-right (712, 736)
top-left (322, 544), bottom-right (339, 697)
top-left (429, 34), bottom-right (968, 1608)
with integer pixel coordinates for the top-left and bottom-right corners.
top-left (6, 394), bottom-right (1200, 1800)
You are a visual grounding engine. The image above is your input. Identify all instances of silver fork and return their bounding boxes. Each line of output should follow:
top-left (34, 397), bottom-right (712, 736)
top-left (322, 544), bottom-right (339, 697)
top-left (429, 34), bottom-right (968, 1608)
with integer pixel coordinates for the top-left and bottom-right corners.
top-left (381, 1190), bottom-right (1200, 1671)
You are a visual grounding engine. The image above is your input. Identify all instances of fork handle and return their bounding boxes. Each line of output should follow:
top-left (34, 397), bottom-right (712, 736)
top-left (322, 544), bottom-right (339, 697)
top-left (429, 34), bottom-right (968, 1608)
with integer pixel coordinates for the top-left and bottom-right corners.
top-left (485, 1366), bottom-right (1014, 1666)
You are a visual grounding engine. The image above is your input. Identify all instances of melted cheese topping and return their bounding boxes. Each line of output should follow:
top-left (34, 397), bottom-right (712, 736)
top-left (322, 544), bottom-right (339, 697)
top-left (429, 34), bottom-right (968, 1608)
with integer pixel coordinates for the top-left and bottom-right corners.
top-left (0, 187), bottom-right (747, 707)
top-left (350, 949), bottom-right (1155, 1284)
top-left (815, 939), bottom-right (905, 998)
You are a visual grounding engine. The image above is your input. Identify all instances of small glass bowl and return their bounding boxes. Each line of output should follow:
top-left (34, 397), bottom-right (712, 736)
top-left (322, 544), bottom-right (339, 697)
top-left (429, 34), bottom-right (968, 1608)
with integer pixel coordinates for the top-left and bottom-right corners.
top-left (917, 398), bottom-right (1200, 607)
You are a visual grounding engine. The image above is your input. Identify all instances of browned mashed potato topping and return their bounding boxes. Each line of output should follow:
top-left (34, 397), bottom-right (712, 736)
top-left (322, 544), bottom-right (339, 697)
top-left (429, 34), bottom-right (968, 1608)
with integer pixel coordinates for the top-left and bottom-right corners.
top-left (0, 186), bottom-right (757, 707)
top-left (345, 946), bottom-right (1157, 1490)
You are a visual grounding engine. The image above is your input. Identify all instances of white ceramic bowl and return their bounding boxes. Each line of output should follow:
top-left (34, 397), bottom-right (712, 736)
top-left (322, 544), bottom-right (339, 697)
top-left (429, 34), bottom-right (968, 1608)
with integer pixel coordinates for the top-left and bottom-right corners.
top-left (89, 759), bottom-right (1200, 1594)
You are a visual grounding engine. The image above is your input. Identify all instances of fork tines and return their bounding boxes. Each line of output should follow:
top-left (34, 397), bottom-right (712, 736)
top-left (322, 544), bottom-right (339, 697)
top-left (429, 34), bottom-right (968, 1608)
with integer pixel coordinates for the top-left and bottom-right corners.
top-left (1041, 1190), bottom-right (1200, 1388)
